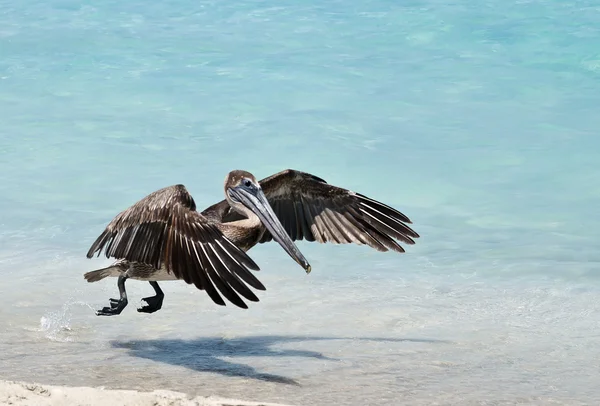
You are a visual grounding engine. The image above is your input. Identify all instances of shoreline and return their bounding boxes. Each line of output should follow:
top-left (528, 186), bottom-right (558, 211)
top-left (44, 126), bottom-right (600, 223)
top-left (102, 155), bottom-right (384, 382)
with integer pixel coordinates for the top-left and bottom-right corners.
top-left (0, 380), bottom-right (293, 406)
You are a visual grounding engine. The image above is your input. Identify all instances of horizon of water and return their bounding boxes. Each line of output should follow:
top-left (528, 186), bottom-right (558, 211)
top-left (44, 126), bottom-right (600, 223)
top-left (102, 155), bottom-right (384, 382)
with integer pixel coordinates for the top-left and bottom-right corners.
top-left (1, 0), bottom-right (599, 405)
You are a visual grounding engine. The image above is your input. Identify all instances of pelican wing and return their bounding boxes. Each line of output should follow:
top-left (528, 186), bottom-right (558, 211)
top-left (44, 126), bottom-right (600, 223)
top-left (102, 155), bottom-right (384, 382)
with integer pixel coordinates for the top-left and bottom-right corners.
top-left (86, 184), bottom-right (265, 309)
top-left (257, 170), bottom-right (419, 252)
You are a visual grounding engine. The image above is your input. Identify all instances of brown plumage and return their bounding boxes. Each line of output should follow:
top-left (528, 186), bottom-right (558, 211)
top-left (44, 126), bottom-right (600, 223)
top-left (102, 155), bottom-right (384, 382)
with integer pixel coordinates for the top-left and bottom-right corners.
top-left (85, 169), bottom-right (419, 316)
top-left (261, 170), bottom-right (418, 250)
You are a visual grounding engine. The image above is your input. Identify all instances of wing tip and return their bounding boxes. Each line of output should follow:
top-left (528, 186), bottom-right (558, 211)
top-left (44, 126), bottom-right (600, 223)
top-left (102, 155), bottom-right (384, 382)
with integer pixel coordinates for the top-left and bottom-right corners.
top-left (247, 261), bottom-right (261, 271)
top-left (85, 247), bottom-right (102, 259)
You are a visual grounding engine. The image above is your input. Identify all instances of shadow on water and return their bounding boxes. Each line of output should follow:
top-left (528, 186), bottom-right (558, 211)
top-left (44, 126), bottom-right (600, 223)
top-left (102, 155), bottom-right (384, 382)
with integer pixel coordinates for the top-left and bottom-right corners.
top-left (111, 335), bottom-right (451, 386)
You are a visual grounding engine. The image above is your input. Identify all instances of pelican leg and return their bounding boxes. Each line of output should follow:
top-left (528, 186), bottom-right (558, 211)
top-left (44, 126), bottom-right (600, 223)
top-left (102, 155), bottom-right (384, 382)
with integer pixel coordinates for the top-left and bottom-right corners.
top-left (137, 281), bottom-right (164, 314)
top-left (96, 275), bottom-right (129, 316)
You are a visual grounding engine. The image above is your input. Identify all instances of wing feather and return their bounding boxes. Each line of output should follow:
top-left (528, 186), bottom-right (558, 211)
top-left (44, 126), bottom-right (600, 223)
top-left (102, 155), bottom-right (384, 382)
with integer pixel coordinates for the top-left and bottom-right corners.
top-left (257, 170), bottom-right (419, 253)
top-left (86, 184), bottom-right (264, 308)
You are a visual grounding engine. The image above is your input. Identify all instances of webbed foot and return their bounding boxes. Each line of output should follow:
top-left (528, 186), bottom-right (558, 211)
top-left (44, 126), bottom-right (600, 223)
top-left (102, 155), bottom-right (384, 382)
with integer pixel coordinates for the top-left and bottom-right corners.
top-left (96, 298), bottom-right (128, 316)
top-left (137, 294), bottom-right (164, 313)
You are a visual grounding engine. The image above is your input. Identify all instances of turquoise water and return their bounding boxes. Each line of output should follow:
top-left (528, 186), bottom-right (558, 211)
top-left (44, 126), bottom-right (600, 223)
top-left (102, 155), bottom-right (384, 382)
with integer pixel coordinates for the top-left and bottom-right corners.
top-left (1, 0), bottom-right (599, 404)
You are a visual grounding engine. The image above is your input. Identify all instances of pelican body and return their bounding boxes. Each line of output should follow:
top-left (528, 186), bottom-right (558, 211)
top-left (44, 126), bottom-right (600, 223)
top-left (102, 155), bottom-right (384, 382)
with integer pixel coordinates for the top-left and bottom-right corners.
top-left (85, 169), bottom-right (419, 316)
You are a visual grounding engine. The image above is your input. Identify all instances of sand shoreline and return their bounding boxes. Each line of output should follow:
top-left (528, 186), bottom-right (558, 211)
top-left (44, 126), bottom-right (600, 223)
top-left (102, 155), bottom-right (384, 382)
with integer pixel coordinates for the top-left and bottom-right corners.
top-left (0, 380), bottom-right (293, 406)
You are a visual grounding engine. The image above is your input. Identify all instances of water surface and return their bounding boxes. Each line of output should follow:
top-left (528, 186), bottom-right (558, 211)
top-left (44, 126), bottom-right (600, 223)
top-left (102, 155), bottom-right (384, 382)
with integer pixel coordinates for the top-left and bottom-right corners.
top-left (1, 0), bottom-right (599, 404)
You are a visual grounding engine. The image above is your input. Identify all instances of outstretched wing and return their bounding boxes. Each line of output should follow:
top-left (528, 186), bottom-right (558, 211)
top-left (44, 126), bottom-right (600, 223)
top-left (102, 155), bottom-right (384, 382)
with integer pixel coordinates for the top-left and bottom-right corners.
top-left (86, 184), bottom-right (265, 309)
top-left (257, 170), bottom-right (419, 252)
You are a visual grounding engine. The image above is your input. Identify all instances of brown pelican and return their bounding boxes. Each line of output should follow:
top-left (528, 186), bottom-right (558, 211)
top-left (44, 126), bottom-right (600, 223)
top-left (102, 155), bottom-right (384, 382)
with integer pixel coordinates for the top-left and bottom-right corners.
top-left (84, 169), bottom-right (419, 316)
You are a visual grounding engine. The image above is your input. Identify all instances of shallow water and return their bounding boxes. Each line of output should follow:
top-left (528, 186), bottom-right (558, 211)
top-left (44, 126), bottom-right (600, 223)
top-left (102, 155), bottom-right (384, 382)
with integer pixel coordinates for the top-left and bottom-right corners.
top-left (1, 0), bottom-right (599, 404)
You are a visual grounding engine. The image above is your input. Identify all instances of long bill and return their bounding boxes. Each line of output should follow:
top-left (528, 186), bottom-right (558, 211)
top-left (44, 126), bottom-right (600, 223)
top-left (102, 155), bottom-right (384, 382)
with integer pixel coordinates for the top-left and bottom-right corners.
top-left (228, 186), bottom-right (312, 274)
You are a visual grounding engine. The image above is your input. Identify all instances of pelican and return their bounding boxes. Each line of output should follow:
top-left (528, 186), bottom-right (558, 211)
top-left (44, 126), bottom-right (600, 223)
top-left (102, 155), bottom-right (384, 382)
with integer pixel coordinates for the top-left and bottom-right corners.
top-left (84, 169), bottom-right (419, 316)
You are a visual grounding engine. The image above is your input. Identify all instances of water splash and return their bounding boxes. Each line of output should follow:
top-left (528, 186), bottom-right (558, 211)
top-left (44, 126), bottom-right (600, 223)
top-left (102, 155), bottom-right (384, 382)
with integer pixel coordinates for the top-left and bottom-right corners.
top-left (39, 299), bottom-right (95, 342)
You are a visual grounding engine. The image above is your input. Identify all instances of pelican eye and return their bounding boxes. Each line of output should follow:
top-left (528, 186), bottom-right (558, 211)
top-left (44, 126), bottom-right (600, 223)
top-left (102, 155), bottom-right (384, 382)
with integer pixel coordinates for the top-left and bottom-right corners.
top-left (243, 179), bottom-right (252, 188)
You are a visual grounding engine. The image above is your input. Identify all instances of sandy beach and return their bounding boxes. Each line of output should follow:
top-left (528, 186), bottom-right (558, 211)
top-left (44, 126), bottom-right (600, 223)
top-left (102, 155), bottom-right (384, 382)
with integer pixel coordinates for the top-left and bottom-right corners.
top-left (0, 380), bottom-right (292, 406)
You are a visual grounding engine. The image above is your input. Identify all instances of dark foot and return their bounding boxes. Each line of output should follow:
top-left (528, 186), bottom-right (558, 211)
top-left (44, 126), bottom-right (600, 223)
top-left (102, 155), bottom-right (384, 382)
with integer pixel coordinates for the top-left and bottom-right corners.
top-left (137, 295), bottom-right (164, 313)
top-left (96, 298), bottom-right (128, 316)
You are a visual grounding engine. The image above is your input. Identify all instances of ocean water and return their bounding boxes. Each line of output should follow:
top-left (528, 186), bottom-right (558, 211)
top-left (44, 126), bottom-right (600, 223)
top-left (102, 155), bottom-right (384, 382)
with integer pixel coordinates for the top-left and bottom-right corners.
top-left (1, 0), bottom-right (599, 404)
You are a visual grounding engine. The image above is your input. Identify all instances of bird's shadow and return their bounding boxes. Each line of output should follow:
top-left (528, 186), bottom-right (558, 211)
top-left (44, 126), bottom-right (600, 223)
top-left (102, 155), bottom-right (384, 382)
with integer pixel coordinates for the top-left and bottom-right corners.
top-left (111, 335), bottom-right (450, 386)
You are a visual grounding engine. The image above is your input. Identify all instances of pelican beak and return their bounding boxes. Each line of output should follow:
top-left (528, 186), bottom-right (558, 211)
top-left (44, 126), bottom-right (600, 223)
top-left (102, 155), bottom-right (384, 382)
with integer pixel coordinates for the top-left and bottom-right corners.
top-left (228, 185), bottom-right (311, 274)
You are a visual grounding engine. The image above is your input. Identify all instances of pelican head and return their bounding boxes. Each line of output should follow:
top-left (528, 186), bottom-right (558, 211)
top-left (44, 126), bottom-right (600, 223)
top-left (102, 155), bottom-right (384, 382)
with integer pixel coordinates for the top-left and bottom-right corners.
top-left (225, 170), bottom-right (311, 273)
